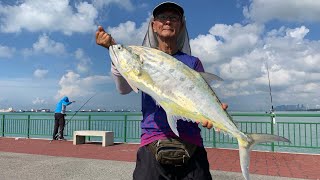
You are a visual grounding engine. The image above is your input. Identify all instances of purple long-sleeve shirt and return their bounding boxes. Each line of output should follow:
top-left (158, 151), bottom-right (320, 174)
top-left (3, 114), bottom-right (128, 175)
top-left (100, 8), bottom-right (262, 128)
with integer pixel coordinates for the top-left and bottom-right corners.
top-left (111, 51), bottom-right (205, 147)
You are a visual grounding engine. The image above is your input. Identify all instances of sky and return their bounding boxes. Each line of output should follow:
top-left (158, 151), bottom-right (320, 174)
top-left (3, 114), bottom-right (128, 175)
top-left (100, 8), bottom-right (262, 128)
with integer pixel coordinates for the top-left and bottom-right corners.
top-left (0, 0), bottom-right (319, 112)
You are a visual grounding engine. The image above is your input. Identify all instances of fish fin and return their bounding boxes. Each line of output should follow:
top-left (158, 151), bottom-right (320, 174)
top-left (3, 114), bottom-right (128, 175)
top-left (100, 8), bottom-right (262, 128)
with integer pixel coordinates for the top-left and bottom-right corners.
top-left (237, 134), bottom-right (291, 180)
top-left (247, 133), bottom-right (291, 145)
top-left (154, 99), bottom-right (161, 107)
top-left (200, 72), bottom-right (223, 85)
top-left (167, 114), bottom-right (179, 137)
top-left (126, 80), bottom-right (139, 93)
top-left (167, 115), bottom-right (197, 136)
top-left (238, 145), bottom-right (251, 180)
top-left (171, 115), bottom-right (195, 123)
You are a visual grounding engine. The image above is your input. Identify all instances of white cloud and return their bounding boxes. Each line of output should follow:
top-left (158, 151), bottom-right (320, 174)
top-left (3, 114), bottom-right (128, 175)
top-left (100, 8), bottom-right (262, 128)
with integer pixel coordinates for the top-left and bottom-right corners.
top-left (56, 71), bottom-right (112, 100)
top-left (190, 23), bottom-right (320, 109)
top-left (33, 69), bottom-right (48, 78)
top-left (0, 44), bottom-right (15, 58)
top-left (243, 0), bottom-right (320, 23)
top-left (92, 0), bottom-right (134, 11)
top-left (0, 0), bottom-right (98, 35)
top-left (32, 97), bottom-right (47, 105)
top-left (107, 17), bottom-right (150, 45)
top-left (74, 48), bottom-right (92, 74)
top-left (303, 54), bottom-right (320, 72)
top-left (190, 34), bottom-right (221, 64)
top-left (220, 55), bottom-right (258, 80)
top-left (23, 34), bottom-right (66, 56)
top-left (286, 26), bottom-right (309, 40)
top-left (191, 23), bottom-right (263, 65)
top-left (33, 34), bottom-right (66, 54)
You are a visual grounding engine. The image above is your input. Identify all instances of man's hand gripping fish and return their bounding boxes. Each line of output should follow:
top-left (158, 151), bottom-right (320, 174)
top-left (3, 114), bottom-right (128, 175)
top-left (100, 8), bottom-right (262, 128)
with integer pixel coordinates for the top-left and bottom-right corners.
top-left (109, 44), bottom-right (290, 180)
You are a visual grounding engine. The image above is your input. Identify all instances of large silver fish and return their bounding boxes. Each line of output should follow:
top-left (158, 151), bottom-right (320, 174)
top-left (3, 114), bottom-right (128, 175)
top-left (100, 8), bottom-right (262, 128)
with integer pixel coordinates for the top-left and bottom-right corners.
top-left (109, 44), bottom-right (290, 180)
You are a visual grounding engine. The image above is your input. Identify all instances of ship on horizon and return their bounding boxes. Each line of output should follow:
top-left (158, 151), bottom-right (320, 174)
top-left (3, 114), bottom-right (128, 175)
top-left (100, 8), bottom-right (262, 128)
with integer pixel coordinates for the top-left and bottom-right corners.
top-left (0, 107), bottom-right (14, 112)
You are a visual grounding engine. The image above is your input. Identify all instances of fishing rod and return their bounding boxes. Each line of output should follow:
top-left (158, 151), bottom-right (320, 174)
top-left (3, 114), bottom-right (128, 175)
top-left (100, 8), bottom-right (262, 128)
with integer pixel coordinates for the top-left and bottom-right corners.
top-left (50, 93), bottom-right (97, 143)
top-left (66, 93), bottom-right (97, 127)
top-left (266, 61), bottom-right (274, 113)
top-left (266, 61), bottom-right (276, 124)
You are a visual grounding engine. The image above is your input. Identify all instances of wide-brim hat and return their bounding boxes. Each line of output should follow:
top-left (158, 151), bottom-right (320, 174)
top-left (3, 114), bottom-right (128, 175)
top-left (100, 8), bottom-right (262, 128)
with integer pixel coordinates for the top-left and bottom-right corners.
top-left (152, 1), bottom-right (184, 17)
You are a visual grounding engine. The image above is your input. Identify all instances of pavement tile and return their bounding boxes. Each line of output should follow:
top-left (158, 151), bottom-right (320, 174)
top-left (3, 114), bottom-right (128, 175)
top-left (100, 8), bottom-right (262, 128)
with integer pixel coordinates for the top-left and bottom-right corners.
top-left (0, 137), bottom-right (319, 179)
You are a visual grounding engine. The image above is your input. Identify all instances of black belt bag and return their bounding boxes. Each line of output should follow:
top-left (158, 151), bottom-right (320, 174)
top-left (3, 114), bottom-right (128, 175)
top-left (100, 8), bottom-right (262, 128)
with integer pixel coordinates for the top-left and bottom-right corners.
top-left (147, 138), bottom-right (197, 166)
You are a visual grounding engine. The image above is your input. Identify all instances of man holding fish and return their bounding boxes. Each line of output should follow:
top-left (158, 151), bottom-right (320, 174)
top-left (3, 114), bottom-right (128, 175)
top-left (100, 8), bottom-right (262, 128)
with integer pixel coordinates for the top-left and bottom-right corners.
top-left (96, 2), bottom-right (289, 180)
top-left (96, 2), bottom-right (222, 179)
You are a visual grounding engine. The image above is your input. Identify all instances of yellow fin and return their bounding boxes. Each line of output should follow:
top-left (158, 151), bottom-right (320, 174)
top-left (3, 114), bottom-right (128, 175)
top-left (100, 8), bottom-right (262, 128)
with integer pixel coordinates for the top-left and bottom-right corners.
top-left (166, 114), bottom-right (179, 137)
top-left (199, 72), bottom-right (223, 85)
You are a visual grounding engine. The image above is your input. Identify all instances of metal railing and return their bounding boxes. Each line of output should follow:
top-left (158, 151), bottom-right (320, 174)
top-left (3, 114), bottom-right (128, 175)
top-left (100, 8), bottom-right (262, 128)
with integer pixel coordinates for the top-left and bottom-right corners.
top-left (1, 112), bottom-right (319, 153)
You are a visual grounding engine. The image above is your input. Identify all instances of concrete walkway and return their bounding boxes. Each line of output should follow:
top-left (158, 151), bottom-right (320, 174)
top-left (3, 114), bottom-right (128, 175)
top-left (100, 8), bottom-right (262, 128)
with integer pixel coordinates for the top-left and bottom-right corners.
top-left (0, 152), bottom-right (302, 180)
top-left (0, 137), bottom-right (317, 180)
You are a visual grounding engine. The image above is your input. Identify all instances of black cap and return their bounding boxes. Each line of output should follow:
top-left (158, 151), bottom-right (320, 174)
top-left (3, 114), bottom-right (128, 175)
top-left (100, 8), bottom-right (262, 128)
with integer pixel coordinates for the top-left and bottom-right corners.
top-left (152, 1), bottom-right (184, 17)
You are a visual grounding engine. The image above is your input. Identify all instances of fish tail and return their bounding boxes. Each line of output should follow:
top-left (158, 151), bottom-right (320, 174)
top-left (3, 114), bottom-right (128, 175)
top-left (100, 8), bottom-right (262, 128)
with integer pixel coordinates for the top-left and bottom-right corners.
top-left (237, 134), bottom-right (291, 180)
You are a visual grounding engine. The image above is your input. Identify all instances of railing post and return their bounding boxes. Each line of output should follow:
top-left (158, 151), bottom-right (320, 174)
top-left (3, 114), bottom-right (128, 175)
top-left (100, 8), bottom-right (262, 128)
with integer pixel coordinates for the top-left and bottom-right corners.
top-left (88, 115), bottom-right (91, 141)
top-left (213, 130), bottom-right (216, 148)
top-left (27, 115), bottom-right (30, 138)
top-left (2, 114), bottom-right (5, 137)
top-left (124, 114), bottom-right (128, 143)
top-left (88, 115), bottom-right (91, 130)
top-left (270, 113), bottom-right (275, 152)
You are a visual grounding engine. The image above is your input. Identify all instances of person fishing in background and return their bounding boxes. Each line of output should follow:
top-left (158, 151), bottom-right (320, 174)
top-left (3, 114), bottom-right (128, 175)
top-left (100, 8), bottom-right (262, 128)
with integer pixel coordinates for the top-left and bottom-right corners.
top-left (96, 2), bottom-right (227, 179)
top-left (52, 96), bottom-right (75, 141)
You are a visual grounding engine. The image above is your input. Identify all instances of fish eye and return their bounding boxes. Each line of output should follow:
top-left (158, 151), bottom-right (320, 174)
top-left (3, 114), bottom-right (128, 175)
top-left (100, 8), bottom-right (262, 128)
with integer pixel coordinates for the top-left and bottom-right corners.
top-left (117, 45), bottom-right (125, 51)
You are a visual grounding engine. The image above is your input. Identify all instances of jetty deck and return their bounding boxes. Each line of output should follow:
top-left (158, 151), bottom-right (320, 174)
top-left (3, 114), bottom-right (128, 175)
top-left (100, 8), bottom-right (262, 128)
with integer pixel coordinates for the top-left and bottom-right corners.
top-left (0, 137), bottom-right (319, 180)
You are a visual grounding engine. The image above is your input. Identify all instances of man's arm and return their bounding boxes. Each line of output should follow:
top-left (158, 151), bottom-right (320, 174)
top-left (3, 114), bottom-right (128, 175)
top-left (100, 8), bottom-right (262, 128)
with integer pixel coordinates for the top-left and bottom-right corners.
top-left (111, 63), bottom-right (133, 94)
top-left (96, 26), bottom-right (133, 94)
top-left (62, 101), bottom-right (72, 106)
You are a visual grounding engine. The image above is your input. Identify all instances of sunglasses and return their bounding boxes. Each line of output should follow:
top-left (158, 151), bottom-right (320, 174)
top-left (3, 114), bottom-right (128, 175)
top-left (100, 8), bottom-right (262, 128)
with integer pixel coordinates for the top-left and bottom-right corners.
top-left (155, 14), bottom-right (181, 22)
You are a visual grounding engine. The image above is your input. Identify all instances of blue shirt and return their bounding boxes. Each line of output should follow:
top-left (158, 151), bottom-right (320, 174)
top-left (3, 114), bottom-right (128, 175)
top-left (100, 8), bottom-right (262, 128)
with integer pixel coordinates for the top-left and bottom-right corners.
top-left (140, 51), bottom-right (205, 147)
top-left (55, 96), bottom-right (73, 114)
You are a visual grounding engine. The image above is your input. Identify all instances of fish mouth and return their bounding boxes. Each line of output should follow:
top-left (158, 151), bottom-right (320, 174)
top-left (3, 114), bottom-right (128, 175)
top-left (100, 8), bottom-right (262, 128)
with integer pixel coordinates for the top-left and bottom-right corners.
top-left (109, 45), bottom-right (119, 65)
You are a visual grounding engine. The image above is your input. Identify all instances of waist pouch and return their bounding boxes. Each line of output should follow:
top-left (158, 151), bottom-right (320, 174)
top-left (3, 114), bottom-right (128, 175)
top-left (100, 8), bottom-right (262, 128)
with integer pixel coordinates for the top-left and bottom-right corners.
top-left (147, 138), bottom-right (197, 166)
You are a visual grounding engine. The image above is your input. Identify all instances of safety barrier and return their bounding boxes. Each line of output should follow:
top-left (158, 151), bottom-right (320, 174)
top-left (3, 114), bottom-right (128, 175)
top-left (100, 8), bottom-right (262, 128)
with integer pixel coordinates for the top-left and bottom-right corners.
top-left (1, 112), bottom-right (319, 153)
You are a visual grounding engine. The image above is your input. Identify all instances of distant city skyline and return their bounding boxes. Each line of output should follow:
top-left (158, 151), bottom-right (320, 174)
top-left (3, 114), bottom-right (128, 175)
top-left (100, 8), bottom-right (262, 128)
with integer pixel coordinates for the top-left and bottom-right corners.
top-left (3, 103), bottom-right (319, 113)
